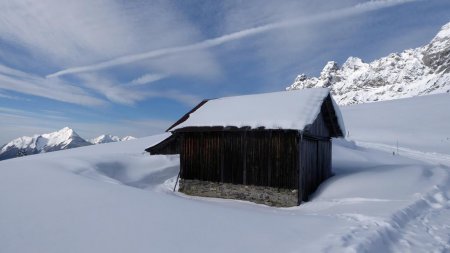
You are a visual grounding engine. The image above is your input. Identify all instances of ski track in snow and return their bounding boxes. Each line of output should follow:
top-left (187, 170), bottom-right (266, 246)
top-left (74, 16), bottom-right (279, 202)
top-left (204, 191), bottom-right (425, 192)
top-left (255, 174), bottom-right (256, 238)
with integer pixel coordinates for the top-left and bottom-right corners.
top-left (331, 142), bottom-right (450, 253)
top-left (356, 141), bottom-right (450, 166)
top-left (330, 176), bottom-right (450, 253)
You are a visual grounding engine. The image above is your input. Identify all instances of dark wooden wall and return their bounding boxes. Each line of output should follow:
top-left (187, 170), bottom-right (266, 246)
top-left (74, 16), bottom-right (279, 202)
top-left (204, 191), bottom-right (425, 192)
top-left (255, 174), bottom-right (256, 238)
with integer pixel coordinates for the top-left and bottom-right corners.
top-left (306, 111), bottom-right (331, 137)
top-left (180, 130), bottom-right (299, 189)
top-left (179, 129), bottom-right (332, 203)
top-left (299, 138), bottom-right (332, 202)
top-left (296, 107), bottom-right (333, 201)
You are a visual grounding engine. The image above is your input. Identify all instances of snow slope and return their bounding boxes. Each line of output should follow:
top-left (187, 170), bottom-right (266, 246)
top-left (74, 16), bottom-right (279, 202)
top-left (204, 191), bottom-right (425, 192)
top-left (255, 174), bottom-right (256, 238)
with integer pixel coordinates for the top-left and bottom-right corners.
top-left (287, 21), bottom-right (450, 105)
top-left (342, 93), bottom-right (450, 155)
top-left (1, 112), bottom-right (450, 252)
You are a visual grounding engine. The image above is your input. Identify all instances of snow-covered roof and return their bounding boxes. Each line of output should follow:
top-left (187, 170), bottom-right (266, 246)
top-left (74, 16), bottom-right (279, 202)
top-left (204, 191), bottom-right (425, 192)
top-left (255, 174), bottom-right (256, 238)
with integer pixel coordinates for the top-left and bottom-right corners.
top-left (169, 88), bottom-right (345, 136)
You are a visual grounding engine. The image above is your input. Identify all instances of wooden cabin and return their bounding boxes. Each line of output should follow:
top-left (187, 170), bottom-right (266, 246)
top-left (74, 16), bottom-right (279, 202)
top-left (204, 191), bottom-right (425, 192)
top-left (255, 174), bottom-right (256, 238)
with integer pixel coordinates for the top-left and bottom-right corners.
top-left (146, 88), bottom-right (345, 206)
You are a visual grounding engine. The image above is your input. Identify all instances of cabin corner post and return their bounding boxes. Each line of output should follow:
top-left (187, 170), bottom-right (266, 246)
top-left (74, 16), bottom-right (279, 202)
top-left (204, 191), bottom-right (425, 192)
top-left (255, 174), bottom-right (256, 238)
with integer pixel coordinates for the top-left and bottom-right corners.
top-left (297, 132), bottom-right (304, 205)
top-left (268, 130), bottom-right (272, 187)
top-left (178, 133), bottom-right (185, 181)
top-left (329, 139), bottom-right (333, 179)
top-left (242, 130), bottom-right (247, 185)
top-left (220, 131), bottom-right (225, 183)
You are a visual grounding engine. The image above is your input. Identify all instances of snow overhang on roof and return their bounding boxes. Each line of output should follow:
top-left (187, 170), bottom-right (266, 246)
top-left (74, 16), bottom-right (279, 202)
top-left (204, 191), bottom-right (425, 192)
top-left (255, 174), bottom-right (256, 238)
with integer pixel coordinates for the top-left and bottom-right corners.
top-left (168, 88), bottom-right (346, 136)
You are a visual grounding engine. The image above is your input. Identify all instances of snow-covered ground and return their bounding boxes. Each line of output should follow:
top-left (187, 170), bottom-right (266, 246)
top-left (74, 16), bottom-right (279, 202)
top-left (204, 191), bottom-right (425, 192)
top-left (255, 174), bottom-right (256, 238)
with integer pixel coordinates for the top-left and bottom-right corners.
top-left (1, 94), bottom-right (450, 252)
top-left (342, 93), bottom-right (450, 155)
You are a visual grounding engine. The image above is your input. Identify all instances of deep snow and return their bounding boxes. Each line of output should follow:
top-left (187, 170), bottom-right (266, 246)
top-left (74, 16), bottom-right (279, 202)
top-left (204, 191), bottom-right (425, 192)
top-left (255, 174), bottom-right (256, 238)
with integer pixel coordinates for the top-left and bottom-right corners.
top-left (0, 94), bottom-right (450, 252)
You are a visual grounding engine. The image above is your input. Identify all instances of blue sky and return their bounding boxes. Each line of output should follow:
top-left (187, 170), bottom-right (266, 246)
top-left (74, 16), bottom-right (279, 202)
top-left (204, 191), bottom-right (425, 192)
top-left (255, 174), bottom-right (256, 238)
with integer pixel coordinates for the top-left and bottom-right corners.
top-left (0, 0), bottom-right (450, 144)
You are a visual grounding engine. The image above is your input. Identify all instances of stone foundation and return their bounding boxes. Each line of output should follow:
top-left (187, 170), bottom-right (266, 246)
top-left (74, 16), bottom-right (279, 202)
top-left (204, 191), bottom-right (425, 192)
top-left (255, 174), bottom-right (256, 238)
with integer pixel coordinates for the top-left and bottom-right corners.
top-left (179, 179), bottom-right (298, 207)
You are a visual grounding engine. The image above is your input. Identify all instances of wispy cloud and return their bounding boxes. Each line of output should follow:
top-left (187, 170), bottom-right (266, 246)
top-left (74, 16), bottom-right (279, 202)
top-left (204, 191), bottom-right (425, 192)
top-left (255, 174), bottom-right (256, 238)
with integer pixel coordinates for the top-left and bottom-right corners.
top-left (0, 0), bottom-right (224, 107)
top-left (0, 107), bottom-right (69, 121)
top-left (0, 0), bottom-right (221, 80)
top-left (0, 107), bottom-right (74, 143)
top-left (47, 0), bottom-right (417, 78)
top-left (0, 64), bottom-right (105, 106)
top-left (129, 73), bottom-right (168, 86)
top-left (0, 92), bottom-right (23, 101)
top-left (75, 73), bottom-right (200, 106)
top-left (75, 73), bottom-right (147, 106)
top-left (148, 90), bottom-right (202, 107)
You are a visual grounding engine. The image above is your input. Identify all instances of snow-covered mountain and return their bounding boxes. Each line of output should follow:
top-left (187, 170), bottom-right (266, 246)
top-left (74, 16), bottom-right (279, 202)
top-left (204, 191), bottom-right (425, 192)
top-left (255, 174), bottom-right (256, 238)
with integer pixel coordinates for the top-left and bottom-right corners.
top-left (89, 134), bottom-right (136, 144)
top-left (0, 127), bottom-right (92, 161)
top-left (0, 128), bottom-right (136, 161)
top-left (287, 21), bottom-right (450, 105)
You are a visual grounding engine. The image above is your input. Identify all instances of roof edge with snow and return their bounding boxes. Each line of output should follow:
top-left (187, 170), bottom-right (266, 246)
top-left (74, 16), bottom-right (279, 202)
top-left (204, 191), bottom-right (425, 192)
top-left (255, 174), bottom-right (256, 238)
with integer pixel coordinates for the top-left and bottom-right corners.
top-left (167, 88), bottom-right (345, 137)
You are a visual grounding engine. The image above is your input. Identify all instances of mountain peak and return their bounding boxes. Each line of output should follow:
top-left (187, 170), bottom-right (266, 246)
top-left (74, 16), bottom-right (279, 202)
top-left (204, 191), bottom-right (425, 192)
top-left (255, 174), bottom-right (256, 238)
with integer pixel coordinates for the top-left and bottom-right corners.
top-left (57, 127), bottom-right (79, 137)
top-left (342, 57), bottom-right (365, 70)
top-left (59, 126), bottom-right (73, 133)
top-left (435, 22), bottom-right (450, 40)
top-left (423, 21), bottom-right (450, 74)
top-left (120, 136), bottom-right (136, 141)
top-left (89, 134), bottom-right (136, 144)
top-left (287, 21), bottom-right (450, 105)
top-left (41, 127), bottom-right (82, 148)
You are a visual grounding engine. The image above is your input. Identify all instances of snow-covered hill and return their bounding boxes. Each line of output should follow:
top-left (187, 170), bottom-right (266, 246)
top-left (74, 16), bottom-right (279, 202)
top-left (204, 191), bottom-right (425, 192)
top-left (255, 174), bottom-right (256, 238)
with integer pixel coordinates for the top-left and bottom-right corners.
top-left (287, 21), bottom-right (450, 105)
top-left (89, 134), bottom-right (136, 144)
top-left (0, 94), bottom-right (449, 252)
top-left (0, 128), bottom-right (136, 161)
top-left (342, 93), bottom-right (450, 155)
top-left (0, 127), bottom-right (91, 161)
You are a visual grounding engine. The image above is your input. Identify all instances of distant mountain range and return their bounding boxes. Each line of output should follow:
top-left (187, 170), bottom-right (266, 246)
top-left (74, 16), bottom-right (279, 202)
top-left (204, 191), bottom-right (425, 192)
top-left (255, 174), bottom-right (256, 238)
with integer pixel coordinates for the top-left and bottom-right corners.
top-left (0, 127), bottom-right (135, 161)
top-left (287, 21), bottom-right (450, 105)
top-left (89, 134), bottom-right (135, 144)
